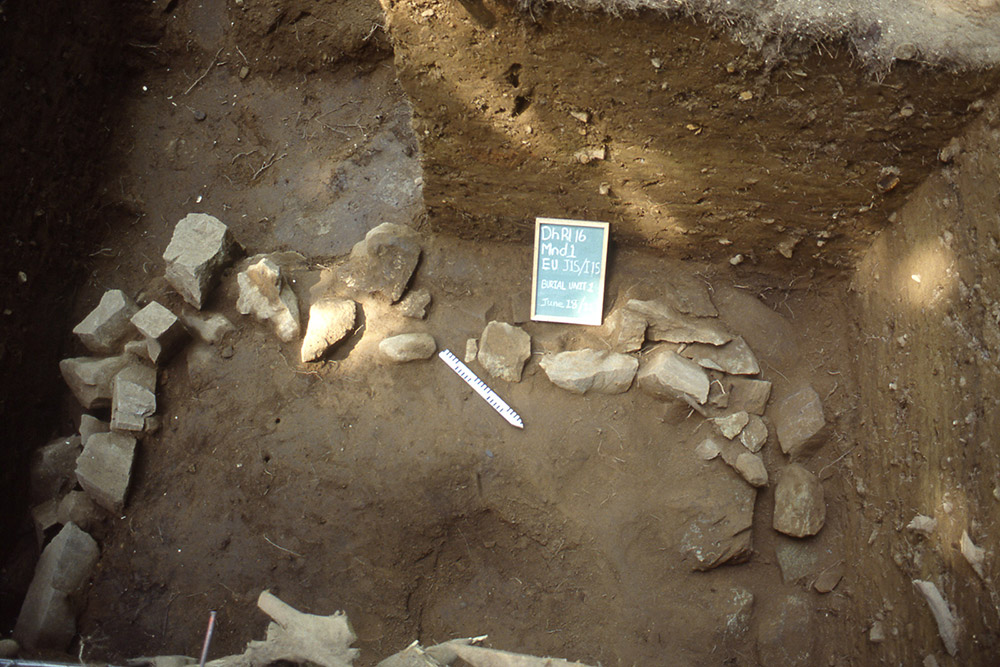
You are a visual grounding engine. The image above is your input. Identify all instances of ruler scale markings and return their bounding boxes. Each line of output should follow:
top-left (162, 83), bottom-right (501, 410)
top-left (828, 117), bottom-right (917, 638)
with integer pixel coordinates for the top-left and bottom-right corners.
top-left (438, 349), bottom-right (524, 429)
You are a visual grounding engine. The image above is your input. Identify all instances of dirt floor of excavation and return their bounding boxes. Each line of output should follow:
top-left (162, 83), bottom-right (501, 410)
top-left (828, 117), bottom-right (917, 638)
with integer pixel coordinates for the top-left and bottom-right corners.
top-left (4, 1), bottom-right (875, 665)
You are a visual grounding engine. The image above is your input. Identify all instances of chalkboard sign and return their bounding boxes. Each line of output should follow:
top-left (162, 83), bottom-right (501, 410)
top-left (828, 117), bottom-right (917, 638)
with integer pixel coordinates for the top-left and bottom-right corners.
top-left (530, 217), bottom-right (610, 326)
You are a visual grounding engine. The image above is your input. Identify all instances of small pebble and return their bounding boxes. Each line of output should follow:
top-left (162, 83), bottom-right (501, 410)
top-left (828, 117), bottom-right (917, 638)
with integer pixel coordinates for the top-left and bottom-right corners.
top-left (221, 345), bottom-right (235, 359)
top-left (193, 109), bottom-right (207, 122)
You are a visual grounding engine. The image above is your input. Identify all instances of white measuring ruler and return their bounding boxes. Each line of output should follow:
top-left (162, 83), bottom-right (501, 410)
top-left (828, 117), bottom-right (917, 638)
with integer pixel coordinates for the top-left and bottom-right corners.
top-left (438, 349), bottom-right (524, 429)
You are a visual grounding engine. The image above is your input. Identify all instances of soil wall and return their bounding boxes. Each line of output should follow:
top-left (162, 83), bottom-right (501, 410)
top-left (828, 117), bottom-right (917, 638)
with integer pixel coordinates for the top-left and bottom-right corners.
top-left (382, 0), bottom-right (999, 273)
top-left (851, 92), bottom-right (1000, 663)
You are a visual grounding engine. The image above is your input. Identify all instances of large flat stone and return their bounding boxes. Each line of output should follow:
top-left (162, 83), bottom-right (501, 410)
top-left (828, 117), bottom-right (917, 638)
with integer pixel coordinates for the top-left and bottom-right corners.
top-left (72, 289), bottom-right (138, 354)
top-left (477, 321), bottom-right (531, 382)
top-left (75, 432), bottom-right (137, 512)
top-left (602, 303), bottom-right (646, 353)
top-left (626, 299), bottom-right (732, 346)
top-left (679, 474), bottom-right (756, 571)
top-left (163, 213), bottom-right (238, 309)
top-left (773, 384), bottom-right (827, 459)
top-left (539, 349), bottom-right (638, 394)
top-left (637, 346), bottom-right (710, 403)
top-left (59, 354), bottom-right (132, 409)
top-left (344, 222), bottom-right (421, 303)
top-left (301, 298), bottom-right (356, 363)
top-left (773, 464), bottom-right (826, 538)
top-left (724, 377), bottom-right (772, 415)
top-left (680, 335), bottom-right (760, 375)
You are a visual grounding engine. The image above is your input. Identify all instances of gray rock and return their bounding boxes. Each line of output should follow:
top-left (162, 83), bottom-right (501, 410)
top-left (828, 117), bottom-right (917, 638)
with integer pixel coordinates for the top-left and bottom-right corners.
top-left (75, 432), bottom-right (137, 512)
top-left (0, 639), bottom-right (18, 658)
top-left (907, 514), bottom-right (937, 536)
top-left (740, 415), bottom-right (768, 452)
top-left (464, 338), bottom-right (478, 364)
top-left (72, 289), bottom-right (139, 354)
top-left (869, 621), bottom-right (886, 643)
top-left (680, 478), bottom-right (756, 571)
top-left (31, 499), bottom-right (60, 548)
top-left (713, 411), bottom-right (749, 439)
top-left (13, 522), bottom-right (99, 651)
top-left (626, 299), bottom-right (732, 345)
top-left (163, 213), bottom-right (238, 309)
top-left (773, 464), bottom-right (826, 537)
top-left (59, 354), bottom-right (132, 409)
top-left (725, 377), bottom-right (772, 415)
top-left (775, 538), bottom-right (820, 583)
top-left (695, 437), bottom-right (722, 460)
top-left (180, 311), bottom-right (235, 345)
top-left (300, 298), bottom-right (356, 363)
top-left (124, 339), bottom-right (153, 363)
top-left (757, 594), bottom-right (814, 666)
top-left (478, 321), bottom-right (531, 382)
top-left (78, 414), bottom-right (109, 447)
top-left (637, 347), bottom-right (710, 404)
top-left (30, 436), bottom-right (82, 505)
top-left (734, 452), bottom-right (768, 487)
top-left (397, 288), bottom-right (431, 319)
top-left (813, 565), bottom-right (844, 593)
top-left (603, 304), bottom-right (646, 353)
top-left (110, 364), bottom-right (157, 433)
top-left (774, 384), bottom-right (827, 460)
top-left (56, 492), bottom-right (102, 532)
top-left (722, 588), bottom-right (754, 638)
top-left (237, 257), bottom-right (301, 342)
top-left (345, 222), bottom-right (421, 303)
top-left (680, 336), bottom-right (760, 375)
top-left (539, 349), bottom-right (638, 394)
top-left (379, 333), bottom-right (436, 362)
top-left (131, 301), bottom-right (187, 364)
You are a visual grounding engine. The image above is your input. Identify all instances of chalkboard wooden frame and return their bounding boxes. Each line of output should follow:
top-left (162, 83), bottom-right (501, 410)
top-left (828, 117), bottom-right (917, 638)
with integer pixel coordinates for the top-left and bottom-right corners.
top-left (530, 217), bottom-right (610, 326)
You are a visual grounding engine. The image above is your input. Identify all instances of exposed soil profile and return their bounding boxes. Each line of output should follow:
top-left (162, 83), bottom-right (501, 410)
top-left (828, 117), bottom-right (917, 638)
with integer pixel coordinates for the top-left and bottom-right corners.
top-left (2, 0), bottom-right (999, 666)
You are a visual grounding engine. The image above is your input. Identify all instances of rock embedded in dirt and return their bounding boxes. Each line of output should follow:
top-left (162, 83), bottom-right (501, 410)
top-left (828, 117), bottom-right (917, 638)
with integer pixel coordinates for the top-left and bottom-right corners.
top-left (477, 321), bottom-right (531, 382)
top-left (131, 301), bottom-right (187, 364)
top-left (869, 621), bottom-right (886, 643)
top-left (734, 452), bottom-right (768, 487)
top-left (379, 333), bottom-right (436, 362)
top-left (712, 411), bottom-right (749, 439)
top-left (78, 414), bottom-right (109, 446)
top-left (56, 492), bottom-right (101, 533)
top-left (773, 383), bottom-right (827, 460)
top-left (301, 298), bottom-right (356, 363)
top-left (627, 299), bottom-right (732, 345)
top-left (110, 363), bottom-right (157, 433)
top-left (960, 530), bottom-right (986, 579)
top-left (30, 436), bottom-right (82, 505)
top-left (397, 287), bottom-right (431, 319)
top-left (603, 303), bottom-right (646, 353)
top-left (13, 522), bottom-right (99, 652)
top-left (237, 257), bottom-right (301, 343)
top-left (813, 565), bottom-right (844, 593)
top-left (695, 437), bottom-right (722, 460)
top-left (163, 213), bottom-right (239, 309)
top-left (464, 338), bottom-right (478, 364)
top-left (756, 594), bottom-right (814, 666)
top-left (912, 580), bottom-right (958, 656)
top-left (59, 354), bottom-right (133, 410)
top-left (72, 289), bottom-right (139, 354)
top-left (180, 311), bottom-right (235, 345)
top-left (773, 464), bottom-right (826, 537)
top-left (739, 415), bottom-right (768, 452)
top-left (344, 222), bottom-right (421, 303)
top-left (637, 346), bottom-right (710, 404)
top-left (725, 377), bottom-right (772, 415)
top-left (680, 473), bottom-right (756, 571)
top-left (907, 514), bottom-right (937, 536)
top-left (680, 336), bottom-right (760, 375)
top-left (722, 588), bottom-right (754, 638)
top-left (775, 539), bottom-right (820, 583)
top-left (539, 349), bottom-right (638, 394)
top-left (75, 432), bottom-right (137, 512)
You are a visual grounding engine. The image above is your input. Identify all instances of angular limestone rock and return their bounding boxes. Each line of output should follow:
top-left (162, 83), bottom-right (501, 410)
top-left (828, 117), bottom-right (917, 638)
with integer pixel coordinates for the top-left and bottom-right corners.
top-left (960, 530), bottom-right (986, 579)
top-left (163, 213), bottom-right (238, 309)
top-left (31, 500), bottom-right (60, 548)
top-left (13, 522), bottom-right (99, 652)
top-left (603, 304), bottom-right (646, 353)
top-left (638, 347), bottom-right (710, 403)
top-left (464, 338), bottom-right (478, 364)
top-left (72, 289), bottom-right (138, 354)
top-left (180, 311), bottom-right (235, 345)
top-left (725, 377), bottom-right (772, 415)
top-left (397, 288), bottom-right (431, 319)
top-left (30, 436), bottom-right (82, 505)
top-left (344, 222), bottom-right (421, 303)
top-left (713, 411), bottom-right (749, 439)
top-left (907, 514), bottom-right (937, 536)
top-left (680, 336), bottom-right (760, 375)
top-left (695, 437), bottom-right (722, 460)
top-left (912, 580), bottom-right (959, 656)
top-left (740, 415), bottom-right (768, 452)
top-left (56, 492), bottom-right (101, 532)
top-left (773, 464), bottom-right (826, 537)
top-left (59, 355), bottom-right (132, 409)
top-left (813, 565), bottom-right (844, 593)
top-left (539, 349), bottom-right (638, 394)
top-left (734, 452), bottom-right (768, 487)
top-left (110, 364), bottom-right (157, 433)
top-left (301, 298), bottom-right (356, 363)
top-left (379, 333), bottom-right (436, 363)
top-left (131, 301), bottom-right (187, 364)
top-left (775, 539), bottom-right (820, 583)
top-left (680, 476), bottom-right (756, 571)
top-left (478, 321), bottom-right (531, 382)
top-left (75, 432), bottom-right (137, 512)
top-left (210, 590), bottom-right (359, 667)
top-left (626, 299), bottom-right (732, 345)
top-left (78, 414), bottom-right (109, 446)
top-left (237, 257), bottom-right (301, 343)
top-left (774, 384), bottom-right (827, 460)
